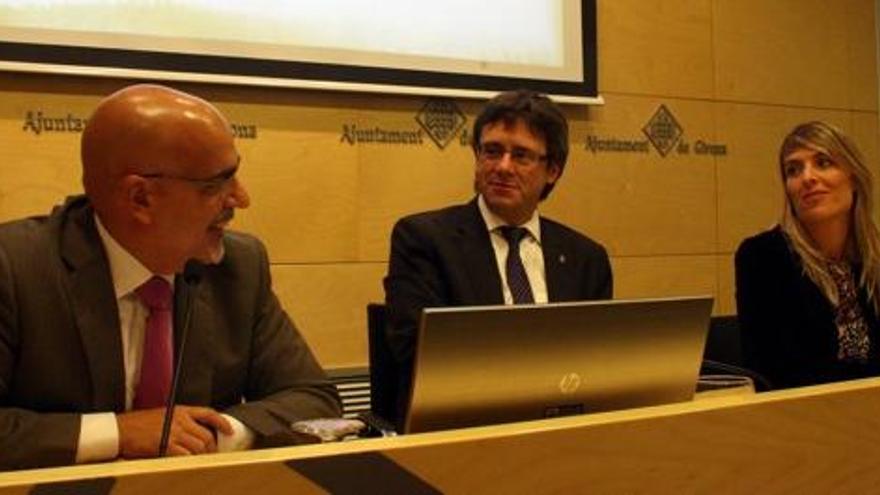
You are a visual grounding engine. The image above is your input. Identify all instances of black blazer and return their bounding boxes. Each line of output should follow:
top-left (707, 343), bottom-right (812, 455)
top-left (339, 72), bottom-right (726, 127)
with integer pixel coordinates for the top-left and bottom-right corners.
top-left (383, 199), bottom-right (612, 412)
top-left (735, 226), bottom-right (880, 390)
top-left (0, 196), bottom-right (341, 470)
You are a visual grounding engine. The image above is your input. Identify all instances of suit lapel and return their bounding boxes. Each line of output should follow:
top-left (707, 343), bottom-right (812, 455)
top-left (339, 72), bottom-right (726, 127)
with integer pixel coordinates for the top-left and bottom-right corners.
top-left (541, 219), bottom-right (575, 302)
top-left (59, 199), bottom-right (126, 412)
top-left (455, 200), bottom-right (504, 305)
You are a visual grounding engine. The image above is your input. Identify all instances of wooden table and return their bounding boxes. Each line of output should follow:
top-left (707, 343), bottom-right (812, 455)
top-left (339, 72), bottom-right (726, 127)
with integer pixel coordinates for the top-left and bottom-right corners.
top-left (2, 377), bottom-right (878, 494)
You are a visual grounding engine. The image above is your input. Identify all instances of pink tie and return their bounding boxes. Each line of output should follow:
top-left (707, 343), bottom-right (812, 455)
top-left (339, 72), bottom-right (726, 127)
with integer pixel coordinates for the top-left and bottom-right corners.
top-left (133, 276), bottom-right (173, 409)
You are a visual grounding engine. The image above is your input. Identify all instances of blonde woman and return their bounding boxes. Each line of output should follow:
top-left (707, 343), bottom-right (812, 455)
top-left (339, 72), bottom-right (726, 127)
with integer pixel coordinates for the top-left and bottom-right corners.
top-left (735, 121), bottom-right (880, 389)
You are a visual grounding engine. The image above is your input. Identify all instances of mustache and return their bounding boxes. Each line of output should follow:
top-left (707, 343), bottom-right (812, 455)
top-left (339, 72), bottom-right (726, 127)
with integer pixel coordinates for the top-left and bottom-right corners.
top-left (212, 208), bottom-right (234, 225)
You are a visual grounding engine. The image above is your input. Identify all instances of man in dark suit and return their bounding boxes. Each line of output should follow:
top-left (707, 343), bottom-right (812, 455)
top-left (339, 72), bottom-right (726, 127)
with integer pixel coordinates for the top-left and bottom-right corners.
top-left (0, 84), bottom-right (340, 470)
top-left (384, 89), bottom-right (612, 422)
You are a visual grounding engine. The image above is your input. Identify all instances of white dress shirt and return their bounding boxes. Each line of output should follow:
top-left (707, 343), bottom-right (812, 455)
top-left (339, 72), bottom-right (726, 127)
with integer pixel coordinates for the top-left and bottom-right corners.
top-left (75, 216), bottom-right (253, 463)
top-left (477, 195), bottom-right (549, 304)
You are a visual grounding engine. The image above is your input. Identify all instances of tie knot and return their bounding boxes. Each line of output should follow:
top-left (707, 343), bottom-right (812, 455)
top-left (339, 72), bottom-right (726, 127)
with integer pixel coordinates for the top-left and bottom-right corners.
top-left (499, 226), bottom-right (529, 245)
top-left (136, 276), bottom-right (173, 310)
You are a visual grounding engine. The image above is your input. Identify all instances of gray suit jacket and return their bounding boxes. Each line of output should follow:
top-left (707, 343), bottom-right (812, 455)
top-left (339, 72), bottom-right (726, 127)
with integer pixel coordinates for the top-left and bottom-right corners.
top-left (0, 196), bottom-right (341, 470)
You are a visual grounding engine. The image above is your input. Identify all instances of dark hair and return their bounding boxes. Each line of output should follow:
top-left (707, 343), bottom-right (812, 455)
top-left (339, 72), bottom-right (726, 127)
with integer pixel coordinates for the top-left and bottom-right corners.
top-left (471, 89), bottom-right (569, 199)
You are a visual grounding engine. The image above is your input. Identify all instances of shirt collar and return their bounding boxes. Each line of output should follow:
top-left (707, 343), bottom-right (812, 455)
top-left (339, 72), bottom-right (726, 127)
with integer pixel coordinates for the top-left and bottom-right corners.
top-left (94, 214), bottom-right (174, 299)
top-left (477, 194), bottom-right (542, 243)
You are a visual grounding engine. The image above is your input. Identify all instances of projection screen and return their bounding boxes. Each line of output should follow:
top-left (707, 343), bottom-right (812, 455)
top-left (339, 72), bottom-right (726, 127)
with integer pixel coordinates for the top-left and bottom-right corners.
top-left (0, 0), bottom-right (599, 103)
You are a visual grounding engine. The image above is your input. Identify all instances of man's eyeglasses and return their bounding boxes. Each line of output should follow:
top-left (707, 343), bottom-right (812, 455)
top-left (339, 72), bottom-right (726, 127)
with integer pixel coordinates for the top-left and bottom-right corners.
top-left (478, 143), bottom-right (547, 167)
top-left (139, 165), bottom-right (239, 195)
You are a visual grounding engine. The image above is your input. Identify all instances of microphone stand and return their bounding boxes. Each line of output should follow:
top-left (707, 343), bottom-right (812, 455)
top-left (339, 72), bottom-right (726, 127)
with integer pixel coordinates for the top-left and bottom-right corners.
top-left (158, 260), bottom-right (205, 456)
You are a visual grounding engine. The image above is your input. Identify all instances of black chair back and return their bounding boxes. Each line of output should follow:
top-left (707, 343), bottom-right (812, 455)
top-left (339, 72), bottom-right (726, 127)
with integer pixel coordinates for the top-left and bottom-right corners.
top-left (701, 315), bottom-right (772, 391)
top-left (703, 315), bottom-right (743, 366)
top-left (367, 303), bottom-right (401, 429)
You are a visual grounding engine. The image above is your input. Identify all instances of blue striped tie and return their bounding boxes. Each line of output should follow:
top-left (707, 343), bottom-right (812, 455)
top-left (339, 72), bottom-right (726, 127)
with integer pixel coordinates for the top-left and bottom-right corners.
top-left (499, 226), bottom-right (534, 304)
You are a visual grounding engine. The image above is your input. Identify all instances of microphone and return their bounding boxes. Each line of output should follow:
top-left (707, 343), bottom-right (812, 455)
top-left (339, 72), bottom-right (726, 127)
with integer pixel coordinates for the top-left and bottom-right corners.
top-left (158, 259), bottom-right (205, 456)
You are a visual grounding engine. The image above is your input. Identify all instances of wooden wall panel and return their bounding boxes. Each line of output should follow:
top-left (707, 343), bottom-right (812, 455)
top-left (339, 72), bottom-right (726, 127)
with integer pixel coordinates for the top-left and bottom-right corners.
top-left (0, 87), bottom-right (90, 221)
top-left (207, 91), bottom-right (381, 264)
top-left (270, 263), bottom-right (386, 369)
top-left (843, 0), bottom-right (880, 111)
top-left (218, 94), bottom-right (485, 264)
top-left (355, 145), bottom-right (475, 262)
top-left (598, 0), bottom-right (714, 98)
top-left (547, 94), bottom-right (717, 256)
top-left (611, 254), bottom-right (718, 313)
top-left (850, 112), bottom-right (880, 211)
top-left (714, 0), bottom-right (877, 110)
top-left (227, 101), bottom-right (360, 263)
top-left (716, 254), bottom-right (735, 315)
top-left (354, 99), bottom-right (480, 262)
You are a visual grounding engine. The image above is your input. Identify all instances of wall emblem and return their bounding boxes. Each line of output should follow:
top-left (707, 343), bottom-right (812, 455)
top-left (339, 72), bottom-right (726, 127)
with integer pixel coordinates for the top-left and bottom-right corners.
top-left (585, 103), bottom-right (727, 157)
top-left (558, 372), bottom-right (582, 394)
top-left (641, 104), bottom-right (683, 157)
top-left (415, 98), bottom-right (466, 150)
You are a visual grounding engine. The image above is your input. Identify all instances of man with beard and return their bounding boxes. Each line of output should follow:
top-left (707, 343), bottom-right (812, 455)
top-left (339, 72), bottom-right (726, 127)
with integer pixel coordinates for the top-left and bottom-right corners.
top-left (0, 84), bottom-right (340, 470)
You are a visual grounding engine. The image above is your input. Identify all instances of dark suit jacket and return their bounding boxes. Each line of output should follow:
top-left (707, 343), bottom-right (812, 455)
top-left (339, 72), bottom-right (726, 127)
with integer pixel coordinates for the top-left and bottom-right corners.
top-left (384, 199), bottom-right (612, 416)
top-left (0, 196), bottom-right (341, 470)
top-left (735, 226), bottom-right (880, 390)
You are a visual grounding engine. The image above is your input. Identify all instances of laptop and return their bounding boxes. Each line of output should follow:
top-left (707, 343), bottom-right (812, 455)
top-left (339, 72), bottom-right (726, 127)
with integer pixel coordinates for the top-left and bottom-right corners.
top-left (404, 296), bottom-right (713, 434)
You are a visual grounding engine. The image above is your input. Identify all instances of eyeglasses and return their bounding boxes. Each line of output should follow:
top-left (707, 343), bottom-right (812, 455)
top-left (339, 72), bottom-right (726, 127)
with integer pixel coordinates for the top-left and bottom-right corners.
top-left (139, 165), bottom-right (239, 195)
top-left (478, 143), bottom-right (547, 167)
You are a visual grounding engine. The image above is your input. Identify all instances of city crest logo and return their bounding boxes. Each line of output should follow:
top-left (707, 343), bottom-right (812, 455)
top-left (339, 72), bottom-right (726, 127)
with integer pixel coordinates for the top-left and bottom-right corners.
top-left (642, 104), bottom-right (683, 157)
top-left (415, 98), bottom-right (466, 150)
top-left (585, 104), bottom-right (727, 157)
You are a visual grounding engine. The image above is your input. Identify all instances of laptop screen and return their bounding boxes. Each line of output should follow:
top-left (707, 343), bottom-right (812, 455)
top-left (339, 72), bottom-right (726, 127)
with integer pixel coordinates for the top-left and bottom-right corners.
top-left (404, 296), bottom-right (713, 433)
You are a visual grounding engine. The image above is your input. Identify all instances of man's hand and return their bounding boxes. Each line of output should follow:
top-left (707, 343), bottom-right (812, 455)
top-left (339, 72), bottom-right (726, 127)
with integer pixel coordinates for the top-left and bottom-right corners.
top-left (117, 406), bottom-right (233, 458)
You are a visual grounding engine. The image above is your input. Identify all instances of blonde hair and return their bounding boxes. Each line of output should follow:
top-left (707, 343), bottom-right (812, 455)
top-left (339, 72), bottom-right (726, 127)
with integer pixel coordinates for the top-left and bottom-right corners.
top-left (779, 121), bottom-right (880, 313)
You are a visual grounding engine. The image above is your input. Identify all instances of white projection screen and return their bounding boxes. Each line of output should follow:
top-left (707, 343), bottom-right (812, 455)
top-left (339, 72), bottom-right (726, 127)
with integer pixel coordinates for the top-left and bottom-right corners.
top-left (0, 0), bottom-right (598, 103)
